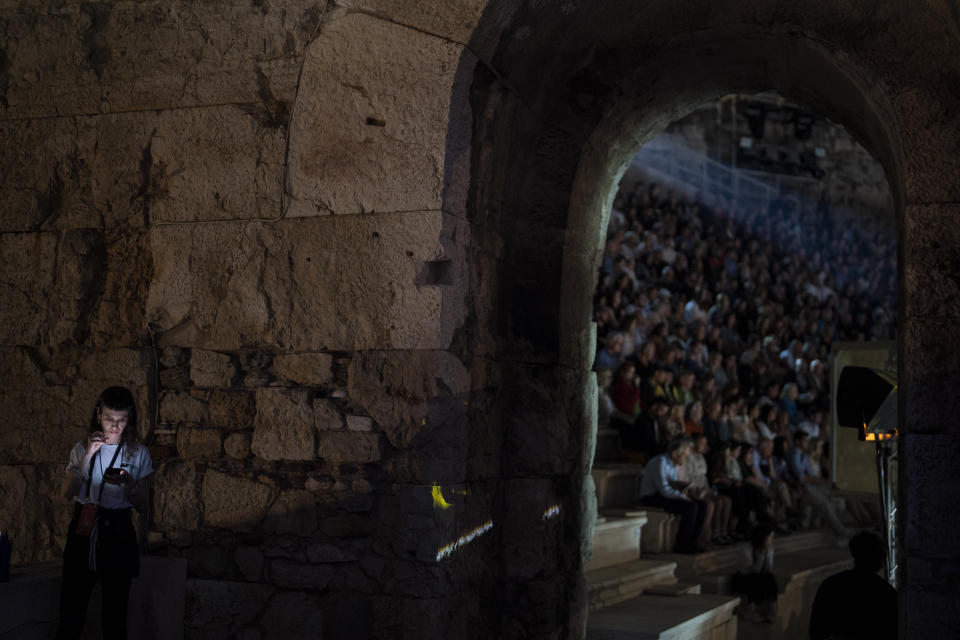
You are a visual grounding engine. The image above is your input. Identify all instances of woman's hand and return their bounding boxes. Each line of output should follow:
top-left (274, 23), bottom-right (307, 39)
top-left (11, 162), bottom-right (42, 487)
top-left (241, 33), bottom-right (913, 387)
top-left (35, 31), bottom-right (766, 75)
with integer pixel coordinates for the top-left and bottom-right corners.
top-left (84, 431), bottom-right (107, 460)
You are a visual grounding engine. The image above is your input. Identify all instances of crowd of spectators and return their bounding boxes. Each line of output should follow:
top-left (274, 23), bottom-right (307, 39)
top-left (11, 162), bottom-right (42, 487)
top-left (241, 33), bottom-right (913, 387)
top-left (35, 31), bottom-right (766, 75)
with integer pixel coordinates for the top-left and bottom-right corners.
top-left (595, 175), bottom-right (896, 550)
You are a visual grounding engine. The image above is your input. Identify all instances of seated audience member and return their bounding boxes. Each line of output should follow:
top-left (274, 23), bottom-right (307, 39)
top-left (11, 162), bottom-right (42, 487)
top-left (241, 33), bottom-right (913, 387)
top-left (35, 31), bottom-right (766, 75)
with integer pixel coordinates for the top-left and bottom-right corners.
top-left (788, 431), bottom-right (850, 537)
top-left (665, 403), bottom-right (687, 440)
top-left (709, 442), bottom-right (749, 537)
top-left (756, 437), bottom-right (797, 524)
top-left (684, 401), bottom-right (705, 436)
top-left (731, 524), bottom-right (778, 624)
top-left (809, 532), bottom-right (896, 640)
top-left (609, 361), bottom-right (642, 427)
top-left (684, 433), bottom-right (733, 546)
top-left (639, 438), bottom-right (706, 553)
top-left (596, 368), bottom-right (615, 428)
top-left (595, 332), bottom-right (624, 372)
top-left (622, 398), bottom-right (670, 462)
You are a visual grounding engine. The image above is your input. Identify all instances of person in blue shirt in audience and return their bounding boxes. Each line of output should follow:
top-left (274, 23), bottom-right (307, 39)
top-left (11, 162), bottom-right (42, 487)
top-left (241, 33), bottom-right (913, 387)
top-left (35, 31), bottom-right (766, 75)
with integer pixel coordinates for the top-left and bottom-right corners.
top-left (639, 437), bottom-right (707, 553)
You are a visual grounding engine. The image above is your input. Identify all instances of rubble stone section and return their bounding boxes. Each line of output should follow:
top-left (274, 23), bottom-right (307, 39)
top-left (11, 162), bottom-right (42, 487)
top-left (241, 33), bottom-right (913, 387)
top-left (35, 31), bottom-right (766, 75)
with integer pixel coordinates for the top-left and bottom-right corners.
top-left (201, 469), bottom-right (273, 532)
top-left (251, 387), bottom-right (317, 461)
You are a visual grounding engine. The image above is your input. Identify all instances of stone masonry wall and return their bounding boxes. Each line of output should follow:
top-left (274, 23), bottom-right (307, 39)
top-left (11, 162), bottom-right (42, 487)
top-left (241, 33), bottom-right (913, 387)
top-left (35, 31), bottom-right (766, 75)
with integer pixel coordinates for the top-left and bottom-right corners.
top-left (0, 2), bottom-right (503, 638)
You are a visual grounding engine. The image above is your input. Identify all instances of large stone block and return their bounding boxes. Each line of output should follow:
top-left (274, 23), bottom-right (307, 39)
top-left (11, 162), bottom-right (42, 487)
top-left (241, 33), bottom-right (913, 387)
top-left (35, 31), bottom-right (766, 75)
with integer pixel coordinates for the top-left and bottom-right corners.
top-left (202, 469), bottom-right (272, 532)
top-left (152, 461), bottom-right (200, 532)
top-left (287, 11), bottom-right (474, 215)
top-left (148, 107), bottom-right (286, 223)
top-left (347, 350), bottom-right (470, 449)
top-left (0, 1), bottom-right (322, 118)
top-left (146, 212), bottom-right (468, 351)
top-left (251, 388), bottom-right (316, 461)
top-left (903, 204), bottom-right (960, 318)
top-left (160, 391), bottom-right (206, 426)
top-left (177, 426), bottom-right (222, 459)
top-left (272, 352), bottom-right (333, 386)
top-left (190, 349), bottom-right (237, 388)
top-left (317, 431), bottom-right (384, 465)
top-left (0, 349), bottom-right (78, 465)
top-left (207, 390), bottom-right (255, 429)
top-left (0, 232), bottom-right (57, 343)
top-left (265, 489), bottom-right (318, 536)
top-left (335, 0), bottom-right (486, 44)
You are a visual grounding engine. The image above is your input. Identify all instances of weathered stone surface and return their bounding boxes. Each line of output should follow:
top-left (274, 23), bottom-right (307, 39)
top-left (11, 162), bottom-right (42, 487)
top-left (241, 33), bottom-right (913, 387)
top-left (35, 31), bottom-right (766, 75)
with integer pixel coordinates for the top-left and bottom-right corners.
top-left (317, 431), bottom-right (384, 465)
top-left (312, 397), bottom-right (343, 430)
top-left (146, 212), bottom-right (468, 351)
top-left (234, 546), bottom-right (264, 582)
top-left (0, 233), bottom-right (57, 343)
top-left (0, 350), bottom-right (79, 465)
top-left (903, 204), bottom-right (960, 319)
top-left (265, 489), bottom-right (317, 536)
top-left (272, 352), bottom-right (333, 386)
top-left (190, 349), bottom-right (237, 387)
top-left (177, 426), bottom-right (222, 459)
top-left (287, 12), bottom-right (471, 215)
top-left (208, 390), bottom-right (255, 429)
top-left (260, 591), bottom-right (325, 640)
top-left (336, 0), bottom-right (486, 44)
top-left (160, 391), bottom-right (206, 425)
top-left (202, 469), bottom-right (272, 532)
top-left (251, 388), bottom-right (316, 461)
top-left (0, 1), bottom-right (323, 119)
top-left (347, 350), bottom-right (470, 448)
top-left (0, 465), bottom-right (36, 563)
top-left (184, 579), bottom-right (276, 638)
top-left (148, 107), bottom-right (286, 223)
top-left (224, 432), bottom-right (252, 459)
top-left (306, 541), bottom-right (355, 563)
top-left (318, 514), bottom-right (374, 539)
top-left (152, 462), bottom-right (200, 532)
top-left (895, 88), bottom-right (960, 204)
top-left (346, 415), bottom-right (374, 432)
top-left (903, 432), bottom-right (960, 555)
top-left (268, 558), bottom-right (335, 590)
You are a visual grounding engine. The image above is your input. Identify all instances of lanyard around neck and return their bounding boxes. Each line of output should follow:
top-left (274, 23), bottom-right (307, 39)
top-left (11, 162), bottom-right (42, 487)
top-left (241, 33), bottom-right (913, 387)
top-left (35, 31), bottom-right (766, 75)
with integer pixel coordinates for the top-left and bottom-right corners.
top-left (85, 442), bottom-right (123, 504)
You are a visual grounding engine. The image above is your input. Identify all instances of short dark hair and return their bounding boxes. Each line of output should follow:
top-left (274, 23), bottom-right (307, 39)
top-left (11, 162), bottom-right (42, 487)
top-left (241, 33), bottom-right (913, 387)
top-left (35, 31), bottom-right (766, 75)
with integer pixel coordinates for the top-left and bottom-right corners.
top-left (90, 386), bottom-right (138, 444)
top-left (849, 531), bottom-right (885, 573)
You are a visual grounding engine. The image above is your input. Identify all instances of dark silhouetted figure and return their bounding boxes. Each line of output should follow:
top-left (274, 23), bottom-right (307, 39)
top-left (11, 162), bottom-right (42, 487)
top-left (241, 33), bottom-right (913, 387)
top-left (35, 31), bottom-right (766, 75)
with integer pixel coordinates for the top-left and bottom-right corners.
top-left (809, 531), bottom-right (896, 640)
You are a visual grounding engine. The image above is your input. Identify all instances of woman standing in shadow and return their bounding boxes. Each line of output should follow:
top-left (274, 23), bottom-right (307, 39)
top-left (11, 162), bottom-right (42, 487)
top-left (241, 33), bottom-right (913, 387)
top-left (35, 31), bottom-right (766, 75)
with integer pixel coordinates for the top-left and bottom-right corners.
top-left (55, 386), bottom-right (153, 640)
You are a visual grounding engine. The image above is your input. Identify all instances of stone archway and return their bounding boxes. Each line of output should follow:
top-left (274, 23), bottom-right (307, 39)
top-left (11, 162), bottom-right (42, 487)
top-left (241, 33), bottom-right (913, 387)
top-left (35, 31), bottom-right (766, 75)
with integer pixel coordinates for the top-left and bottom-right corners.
top-left (460, 2), bottom-right (960, 637)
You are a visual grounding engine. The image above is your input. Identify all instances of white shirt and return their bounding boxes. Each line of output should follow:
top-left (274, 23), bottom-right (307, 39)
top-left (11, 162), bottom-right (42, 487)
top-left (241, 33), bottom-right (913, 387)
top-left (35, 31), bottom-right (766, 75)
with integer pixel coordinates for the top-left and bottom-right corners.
top-left (639, 454), bottom-right (687, 500)
top-left (67, 441), bottom-right (154, 509)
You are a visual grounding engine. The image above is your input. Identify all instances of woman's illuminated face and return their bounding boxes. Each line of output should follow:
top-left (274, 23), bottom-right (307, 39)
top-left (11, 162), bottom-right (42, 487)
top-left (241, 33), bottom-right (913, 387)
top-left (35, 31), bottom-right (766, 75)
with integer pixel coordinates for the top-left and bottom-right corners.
top-left (98, 407), bottom-right (130, 445)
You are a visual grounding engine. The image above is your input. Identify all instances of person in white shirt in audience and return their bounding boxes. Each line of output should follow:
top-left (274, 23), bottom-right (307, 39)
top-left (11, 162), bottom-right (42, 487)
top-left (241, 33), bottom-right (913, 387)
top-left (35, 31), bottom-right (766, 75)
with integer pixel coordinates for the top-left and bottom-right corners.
top-left (639, 438), bottom-right (707, 553)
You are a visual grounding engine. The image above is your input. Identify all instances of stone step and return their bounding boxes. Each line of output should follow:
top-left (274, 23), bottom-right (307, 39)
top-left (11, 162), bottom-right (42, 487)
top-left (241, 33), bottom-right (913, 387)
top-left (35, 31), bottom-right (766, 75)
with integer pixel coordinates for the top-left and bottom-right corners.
top-left (736, 547), bottom-right (853, 640)
top-left (662, 528), bottom-right (839, 577)
top-left (586, 515), bottom-right (649, 572)
top-left (644, 581), bottom-right (701, 596)
top-left (592, 464), bottom-right (645, 510)
top-left (594, 427), bottom-right (622, 465)
top-left (601, 507), bottom-right (678, 555)
top-left (586, 593), bottom-right (740, 640)
top-left (586, 558), bottom-right (679, 612)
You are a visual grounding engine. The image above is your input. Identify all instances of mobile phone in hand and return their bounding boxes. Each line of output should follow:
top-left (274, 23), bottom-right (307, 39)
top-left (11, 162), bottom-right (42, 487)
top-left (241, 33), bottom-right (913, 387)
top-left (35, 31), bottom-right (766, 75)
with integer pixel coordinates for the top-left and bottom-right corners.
top-left (103, 467), bottom-right (124, 484)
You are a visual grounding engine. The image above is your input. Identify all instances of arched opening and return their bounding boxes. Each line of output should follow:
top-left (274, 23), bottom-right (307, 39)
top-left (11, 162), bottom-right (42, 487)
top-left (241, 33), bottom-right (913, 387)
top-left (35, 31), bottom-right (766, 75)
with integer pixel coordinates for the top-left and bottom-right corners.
top-left (462, 13), bottom-right (916, 637)
top-left (584, 90), bottom-right (897, 635)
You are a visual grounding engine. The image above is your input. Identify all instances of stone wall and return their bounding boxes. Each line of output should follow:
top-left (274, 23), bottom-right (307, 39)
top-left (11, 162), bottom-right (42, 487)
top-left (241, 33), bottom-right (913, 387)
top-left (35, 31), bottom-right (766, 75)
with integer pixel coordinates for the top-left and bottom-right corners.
top-left (3, 0), bottom-right (960, 638)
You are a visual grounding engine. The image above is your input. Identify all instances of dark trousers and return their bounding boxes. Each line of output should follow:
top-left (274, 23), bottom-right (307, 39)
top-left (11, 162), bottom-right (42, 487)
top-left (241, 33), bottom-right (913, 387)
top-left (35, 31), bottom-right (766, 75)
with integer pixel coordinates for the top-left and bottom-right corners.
top-left (55, 507), bottom-right (136, 640)
top-left (641, 493), bottom-right (706, 553)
